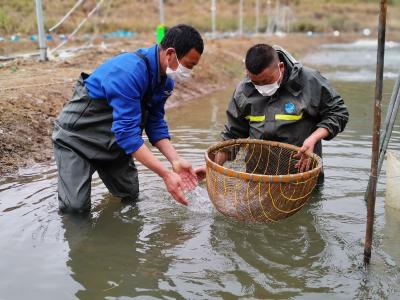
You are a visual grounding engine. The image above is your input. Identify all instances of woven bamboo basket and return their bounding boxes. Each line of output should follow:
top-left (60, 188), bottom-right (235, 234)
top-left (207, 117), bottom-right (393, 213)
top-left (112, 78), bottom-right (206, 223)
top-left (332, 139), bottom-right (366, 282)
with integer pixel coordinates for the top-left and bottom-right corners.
top-left (205, 139), bottom-right (323, 222)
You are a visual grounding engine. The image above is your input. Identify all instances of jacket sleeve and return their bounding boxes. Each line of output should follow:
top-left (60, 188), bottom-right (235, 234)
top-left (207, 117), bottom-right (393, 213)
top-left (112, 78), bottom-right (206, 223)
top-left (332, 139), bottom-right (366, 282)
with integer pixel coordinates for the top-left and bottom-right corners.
top-left (221, 90), bottom-right (250, 140)
top-left (144, 99), bottom-right (171, 145)
top-left (315, 74), bottom-right (349, 140)
top-left (145, 80), bottom-right (174, 145)
top-left (102, 63), bottom-right (148, 155)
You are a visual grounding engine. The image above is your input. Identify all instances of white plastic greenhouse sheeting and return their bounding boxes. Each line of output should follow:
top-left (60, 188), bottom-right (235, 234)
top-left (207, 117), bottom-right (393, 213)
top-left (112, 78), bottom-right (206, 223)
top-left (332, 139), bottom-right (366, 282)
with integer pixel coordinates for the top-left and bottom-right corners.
top-left (386, 151), bottom-right (400, 209)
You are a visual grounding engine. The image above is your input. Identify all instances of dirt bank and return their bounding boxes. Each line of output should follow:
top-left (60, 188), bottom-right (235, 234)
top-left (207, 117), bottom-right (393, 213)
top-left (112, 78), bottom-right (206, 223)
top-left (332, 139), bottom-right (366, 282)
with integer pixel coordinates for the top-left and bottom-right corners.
top-left (0, 34), bottom-right (354, 176)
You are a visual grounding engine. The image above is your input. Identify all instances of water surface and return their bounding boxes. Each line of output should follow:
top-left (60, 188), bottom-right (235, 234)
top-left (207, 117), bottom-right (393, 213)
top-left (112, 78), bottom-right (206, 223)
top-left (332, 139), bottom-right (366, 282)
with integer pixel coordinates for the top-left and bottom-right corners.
top-left (1, 39), bottom-right (400, 299)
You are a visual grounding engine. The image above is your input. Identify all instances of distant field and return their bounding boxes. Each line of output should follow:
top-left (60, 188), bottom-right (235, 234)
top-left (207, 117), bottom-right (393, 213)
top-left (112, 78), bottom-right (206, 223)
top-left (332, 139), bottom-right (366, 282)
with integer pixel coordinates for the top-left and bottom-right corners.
top-left (1, 0), bottom-right (400, 36)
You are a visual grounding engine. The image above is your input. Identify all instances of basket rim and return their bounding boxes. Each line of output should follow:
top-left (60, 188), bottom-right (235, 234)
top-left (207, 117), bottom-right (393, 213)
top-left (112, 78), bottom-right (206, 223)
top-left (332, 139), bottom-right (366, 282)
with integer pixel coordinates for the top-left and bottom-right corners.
top-left (205, 139), bottom-right (323, 183)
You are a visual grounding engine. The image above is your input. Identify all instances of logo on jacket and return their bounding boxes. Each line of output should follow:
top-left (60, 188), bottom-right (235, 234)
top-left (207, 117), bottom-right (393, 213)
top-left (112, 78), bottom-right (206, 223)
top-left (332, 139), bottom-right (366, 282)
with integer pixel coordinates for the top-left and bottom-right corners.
top-left (284, 102), bottom-right (296, 114)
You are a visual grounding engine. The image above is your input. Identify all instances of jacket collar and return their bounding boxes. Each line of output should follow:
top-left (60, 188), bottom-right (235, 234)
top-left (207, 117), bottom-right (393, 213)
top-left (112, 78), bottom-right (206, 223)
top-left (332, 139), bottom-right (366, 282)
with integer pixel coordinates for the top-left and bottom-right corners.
top-left (136, 44), bottom-right (164, 87)
top-left (276, 46), bottom-right (303, 97)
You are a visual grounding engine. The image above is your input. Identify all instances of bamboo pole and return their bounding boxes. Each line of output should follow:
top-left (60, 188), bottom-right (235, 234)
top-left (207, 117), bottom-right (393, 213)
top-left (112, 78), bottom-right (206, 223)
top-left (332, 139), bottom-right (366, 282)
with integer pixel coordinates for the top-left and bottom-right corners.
top-left (364, 0), bottom-right (387, 265)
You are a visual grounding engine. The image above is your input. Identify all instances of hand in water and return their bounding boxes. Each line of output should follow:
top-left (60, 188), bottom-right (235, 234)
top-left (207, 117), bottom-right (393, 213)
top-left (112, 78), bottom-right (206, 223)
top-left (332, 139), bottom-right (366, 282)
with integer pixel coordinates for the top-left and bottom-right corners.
top-left (162, 171), bottom-right (188, 205)
top-left (194, 151), bottom-right (229, 182)
top-left (194, 165), bottom-right (206, 181)
top-left (172, 158), bottom-right (198, 192)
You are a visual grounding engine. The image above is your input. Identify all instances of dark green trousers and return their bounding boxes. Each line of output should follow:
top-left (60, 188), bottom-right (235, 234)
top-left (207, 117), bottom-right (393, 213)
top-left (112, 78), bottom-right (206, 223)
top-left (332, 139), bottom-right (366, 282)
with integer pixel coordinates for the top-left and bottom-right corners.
top-left (52, 74), bottom-right (139, 213)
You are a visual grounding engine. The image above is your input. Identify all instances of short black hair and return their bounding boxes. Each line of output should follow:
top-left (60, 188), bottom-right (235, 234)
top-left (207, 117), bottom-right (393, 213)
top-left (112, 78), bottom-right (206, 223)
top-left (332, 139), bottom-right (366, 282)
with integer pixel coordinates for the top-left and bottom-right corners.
top-left (245, 44), bottom-right (279, 75)
top-left (160, 24), bottom-right (204, 59)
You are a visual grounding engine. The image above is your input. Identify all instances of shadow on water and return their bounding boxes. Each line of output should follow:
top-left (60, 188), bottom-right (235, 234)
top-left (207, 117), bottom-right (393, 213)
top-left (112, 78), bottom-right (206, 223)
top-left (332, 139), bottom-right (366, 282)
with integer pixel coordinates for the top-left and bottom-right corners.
top-left (1, 39), bottom-right (400, 299)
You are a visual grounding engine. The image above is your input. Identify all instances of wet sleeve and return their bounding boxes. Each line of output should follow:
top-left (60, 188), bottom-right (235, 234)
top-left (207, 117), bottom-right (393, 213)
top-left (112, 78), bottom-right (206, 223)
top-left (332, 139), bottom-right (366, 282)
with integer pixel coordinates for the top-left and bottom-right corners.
top-left (101, 65), bottom-right (148, 155)
top-left (221, 91), bottom-right (250, 140)
top-left (316, 78), bottom-right (349, 141)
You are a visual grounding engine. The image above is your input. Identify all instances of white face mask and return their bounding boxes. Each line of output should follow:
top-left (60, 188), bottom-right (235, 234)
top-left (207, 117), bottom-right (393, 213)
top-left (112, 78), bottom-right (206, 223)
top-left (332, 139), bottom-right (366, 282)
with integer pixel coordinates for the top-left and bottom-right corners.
top-left (166, 52), bottom-right (192, 82)
top-left (253, 69), bottom-right (282, 97)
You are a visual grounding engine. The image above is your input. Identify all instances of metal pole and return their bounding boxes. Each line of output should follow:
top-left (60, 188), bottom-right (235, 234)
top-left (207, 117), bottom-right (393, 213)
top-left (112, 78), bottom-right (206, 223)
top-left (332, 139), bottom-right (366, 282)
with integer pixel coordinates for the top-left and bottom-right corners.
top-left (378, 74), bottom-right (400, 173)
top-left (239, 0), bottom-right (244, 36)
top-left (364, 0), bottom-right (387, 265)
top-left (255, 0), bottom-right (260, 34)
top-left (282, 6), bottom-right (287, 33)
top-left (159, 0), bottom-right (165, 24)
top-left (275, 0), bottom-right (280, 32)
top-left (364, 73), bottom-right (400, 201)
top-left (266, 0), bottom-right (272, 34)
top-left (35, 0), bottom-right (47, 61)
top-left (211, 0), bottom-right (216, 38)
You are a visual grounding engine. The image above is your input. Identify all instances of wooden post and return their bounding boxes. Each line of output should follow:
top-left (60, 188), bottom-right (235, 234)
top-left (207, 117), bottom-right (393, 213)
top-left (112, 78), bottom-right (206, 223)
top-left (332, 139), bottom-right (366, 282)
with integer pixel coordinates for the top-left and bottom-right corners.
top-left (364, 0), bottom-right (387, 265)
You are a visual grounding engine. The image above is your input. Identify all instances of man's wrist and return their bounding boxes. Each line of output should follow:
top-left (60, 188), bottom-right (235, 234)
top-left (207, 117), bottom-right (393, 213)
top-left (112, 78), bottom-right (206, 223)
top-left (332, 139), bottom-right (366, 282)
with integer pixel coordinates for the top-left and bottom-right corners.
top-left (170, 155), bottom-right (181, 165)
top-left (308, 135), bottom-right (319, 144)
top-left (154, 139), bottom-right (180, 163)
top-left (315, 127), bottom-right (330, 140)
top-left (158, 167), bottom-right (171, 179)
top-left (171, 158), bottom-right (183, 170)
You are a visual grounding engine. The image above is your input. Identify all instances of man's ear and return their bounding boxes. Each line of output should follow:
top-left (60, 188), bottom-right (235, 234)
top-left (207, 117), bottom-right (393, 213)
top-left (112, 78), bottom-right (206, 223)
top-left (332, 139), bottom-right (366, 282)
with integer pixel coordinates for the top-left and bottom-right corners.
top-left (279, 62), bottom-right (285, 72)
top-left (165, 47), bottom-right (175, 57)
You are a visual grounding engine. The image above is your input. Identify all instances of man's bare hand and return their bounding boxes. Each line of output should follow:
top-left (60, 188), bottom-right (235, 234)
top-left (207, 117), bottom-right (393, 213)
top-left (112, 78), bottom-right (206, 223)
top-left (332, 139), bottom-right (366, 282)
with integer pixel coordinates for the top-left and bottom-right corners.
top-left (162, 171), bottom-right (188, 205)
top-left (171, 158), bottom-right (198, 191)
top-left (194, 165), bottom-right (207, 181)
top-left (294, 136), bottom-right (316, 172)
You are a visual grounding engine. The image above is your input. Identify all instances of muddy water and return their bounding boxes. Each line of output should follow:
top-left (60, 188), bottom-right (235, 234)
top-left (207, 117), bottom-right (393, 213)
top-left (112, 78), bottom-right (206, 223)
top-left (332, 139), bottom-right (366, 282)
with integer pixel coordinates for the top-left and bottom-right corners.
top-left (1, 40), bottom-right (400, 299)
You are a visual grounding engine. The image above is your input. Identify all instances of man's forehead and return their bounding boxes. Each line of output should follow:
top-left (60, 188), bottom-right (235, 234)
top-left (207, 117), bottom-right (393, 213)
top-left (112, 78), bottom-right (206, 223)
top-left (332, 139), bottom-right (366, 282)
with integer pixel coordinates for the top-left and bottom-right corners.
top-left (179, 48), bottom-right (201, 68)
top-left (250, 63), bottom-right (279, 80)
top-left (183, 48), bottom-right (201, 60)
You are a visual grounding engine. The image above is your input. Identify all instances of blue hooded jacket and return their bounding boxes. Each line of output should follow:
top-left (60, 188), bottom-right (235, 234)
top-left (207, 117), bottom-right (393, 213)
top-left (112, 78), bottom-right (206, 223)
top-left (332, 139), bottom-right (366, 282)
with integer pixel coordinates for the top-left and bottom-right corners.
top-left (84, 44), bottom-right (173, 155)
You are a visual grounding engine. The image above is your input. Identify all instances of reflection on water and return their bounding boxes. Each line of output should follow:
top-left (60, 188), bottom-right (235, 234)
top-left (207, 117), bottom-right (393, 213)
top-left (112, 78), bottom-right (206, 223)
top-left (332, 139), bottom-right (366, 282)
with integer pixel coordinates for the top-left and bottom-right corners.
top-left (1, 40), bottom-right (400, 299)
top-left (63, 198), bottom-right (195, 299)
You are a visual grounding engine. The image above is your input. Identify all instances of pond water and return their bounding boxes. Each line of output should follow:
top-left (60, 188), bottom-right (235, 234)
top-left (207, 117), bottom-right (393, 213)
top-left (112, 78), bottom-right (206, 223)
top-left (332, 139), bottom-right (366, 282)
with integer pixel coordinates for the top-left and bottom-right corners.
top-left (1, 39), bottom-right (400, 299)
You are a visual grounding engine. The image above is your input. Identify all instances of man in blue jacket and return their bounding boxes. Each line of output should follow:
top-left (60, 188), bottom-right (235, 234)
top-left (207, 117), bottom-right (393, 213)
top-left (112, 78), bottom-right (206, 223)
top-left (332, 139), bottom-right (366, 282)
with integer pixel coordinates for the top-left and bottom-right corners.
top-left (52, 24), bottom-right (203, 213)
